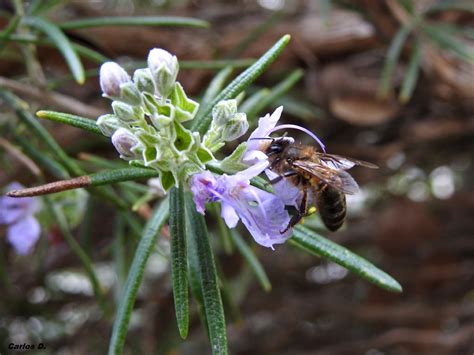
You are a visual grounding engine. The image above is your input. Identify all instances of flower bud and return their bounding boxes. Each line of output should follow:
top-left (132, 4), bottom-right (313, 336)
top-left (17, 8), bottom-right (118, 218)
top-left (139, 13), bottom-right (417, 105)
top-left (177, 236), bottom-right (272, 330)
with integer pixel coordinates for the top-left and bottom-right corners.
top-left (133, 68), bottom-right (155, 95)
top-left (222, 112), bottom-right (249, 142)
top-left (97, 114), bottom-right (121, 137)
top-left (111, 128), bottom-right (141, 160)
top-left (120, 82), bottom-right (142, 106)
top-left (112, 101), bottom-right (143, 124)
top-left (212, 99), bottom-right (238, 126)
top-left (147, 48), bottom-right (179, 98)
top-left (100, 62), bottom-right (130, 99)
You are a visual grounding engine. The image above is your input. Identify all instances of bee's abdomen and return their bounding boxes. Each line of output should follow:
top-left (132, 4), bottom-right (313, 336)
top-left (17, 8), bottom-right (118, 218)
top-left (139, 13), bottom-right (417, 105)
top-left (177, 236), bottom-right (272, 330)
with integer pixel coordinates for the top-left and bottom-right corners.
top-left (316, 186), bottom-right (346, 231)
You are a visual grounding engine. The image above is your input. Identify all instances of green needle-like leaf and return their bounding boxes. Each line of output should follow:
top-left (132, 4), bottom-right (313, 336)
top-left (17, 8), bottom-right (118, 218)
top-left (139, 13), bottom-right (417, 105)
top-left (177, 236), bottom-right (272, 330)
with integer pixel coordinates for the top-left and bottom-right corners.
top-left (58, 16), bottom-right (209, 30)
top-left (243, 69), bottom-right (303, 122)
top-left (399, 39), bottom-right (422, 103)
top-left (290, 225), bottom-right (402, 293)
top-left (200, 67), bottom-right (234, 111)
top-left (44, 196), bottom-right (108, 313)
top-left (229, 230), bottom-right (271, 292)
top-left (422, 24), bottom-right (474, 63)
top-left (37, 110), bottom-right (102, 135)
top-left (185, 194), bottom-right (228, 355)
top-left (169, 186), bottom-right (189, 339)
top-left (23, 16), bottom-right (85, 84)
top-left (379, 25), bottom-right (412, 97)
top-left (191, 34), bottom-right (291, 135)
top-left (108, 198), bottom-right (170, 355)
top-left (6, 167), bottom-right (158, 198)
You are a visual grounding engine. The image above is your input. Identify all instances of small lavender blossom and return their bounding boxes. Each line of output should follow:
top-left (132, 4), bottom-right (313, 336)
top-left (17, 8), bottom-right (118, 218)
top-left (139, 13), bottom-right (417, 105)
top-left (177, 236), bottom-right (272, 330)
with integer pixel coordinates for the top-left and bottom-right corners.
top-left (147, 48), bottom-right (179, 98)
top-left (97, 114), bottom-right (121, 137)
top-left (222, 113), bottom-right (249, 142)
top-left (243, 106), bottom-right (286, 165)
top-left (100, 62), bottom-right (131, 99)
top-left (190, 162), bottom-right (292, 249)
top-left (111, 128), bottom-right (142, 160)
top-left (0, 182), bottom-right (40, 255)
top-left (133, 68), bottom-right (155, 95)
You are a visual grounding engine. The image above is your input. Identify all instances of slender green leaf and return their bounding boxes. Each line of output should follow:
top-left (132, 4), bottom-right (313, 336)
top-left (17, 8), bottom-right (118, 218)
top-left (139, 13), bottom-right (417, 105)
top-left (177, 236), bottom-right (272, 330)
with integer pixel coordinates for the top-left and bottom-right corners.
top-left (276, 95), bottom-right (326, 121)
top-left (37, 110), bottom-right (102, 135)
top-left (240, 88), bottom-right (270, 116)
top-left (243, 69), bottom-right (303, 121)
top-left (0, 15), bottom-right (20, 50)
top-left (379, 25), bottom-right (412, 97)
top-left (23, 16), bottom-right (85, 83)
top-left (226, 11), bottom-right (283, 58)
top-left (2, 91), bottom-right (129, 208)
top-left (43, 196), bottom-right (108, 313)
top-left (184, 194), bottom-right (228, 355)
top-left (90, 167), bottom-right (158, 185)
top-left (28, 0), bottom-right (64, 15)
top-left (185, 204), bottom-right (208, 335)
top-left (108, 198), bottom-right (170, 355)
top-left (13, 134), bottom-right (69, 180)
top-left (59, 16), bottom-right (209, 30)
top-left (213, 205), bottom-right (234, 254)
top-left (424, 1), bottom-right (474, 14)
top-left (0, 90), bottom-right (80, 175)
top-left (399, 39), bottom-right (422, 102)
top-left (169, 186), bottom-right (189, 339)
top-left (422, 24), bottom-right (474, 63)
top-left (200, 67), bottom-right (234, 111)
top-left (191, 34), bottom-right (291, 135)
top-left (128, 59), bottom-right (253, 71)
top-left (180, 59), bottom-right (254, 70)
top-left (229, 230), bottom-right (271, 292)
top-left (6, 34), bottom-right (109, 63)
top-left (113, 214), bottom-right (126, 303)
top-left (290, 225), bottom-right (402, 293)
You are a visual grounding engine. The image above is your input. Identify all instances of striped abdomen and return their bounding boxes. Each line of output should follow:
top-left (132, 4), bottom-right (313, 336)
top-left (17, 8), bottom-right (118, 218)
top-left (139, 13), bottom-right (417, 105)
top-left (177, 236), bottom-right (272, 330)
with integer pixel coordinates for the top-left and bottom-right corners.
top-left (316, 185), bottom-right (346, 231)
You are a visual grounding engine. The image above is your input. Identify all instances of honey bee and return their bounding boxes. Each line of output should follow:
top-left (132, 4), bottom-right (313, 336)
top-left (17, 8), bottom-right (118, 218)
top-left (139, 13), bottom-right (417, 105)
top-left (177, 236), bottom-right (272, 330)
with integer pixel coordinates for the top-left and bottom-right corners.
top-left (264, 137), bottom-right (378, 232)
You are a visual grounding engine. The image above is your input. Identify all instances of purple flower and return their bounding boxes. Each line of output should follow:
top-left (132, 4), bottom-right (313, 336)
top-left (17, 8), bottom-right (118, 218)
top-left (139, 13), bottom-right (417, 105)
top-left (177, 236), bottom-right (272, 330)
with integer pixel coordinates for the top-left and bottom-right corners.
top-left (100, 62), bottom-right (131, 99)
top-left (243, 106), bottom-right (285, 165)
top-left (0, 182), bottom-right (41, 255)
top-left (190, 162), bottom-right (292, 249)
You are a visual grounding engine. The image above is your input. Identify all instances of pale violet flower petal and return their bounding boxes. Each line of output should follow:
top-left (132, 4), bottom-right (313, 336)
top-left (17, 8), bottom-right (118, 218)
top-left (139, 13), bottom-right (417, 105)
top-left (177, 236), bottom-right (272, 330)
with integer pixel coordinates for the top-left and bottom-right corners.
top-left (7, 215), bottom-right (41, 255)
top-left (242, 150), bottom-right (268, 165)
top-left (237, 160), bottom-right (269, 180)
top-left (265, 170), bottom-right (301, 208)
top-left (246, 106), bottom-right (283, 152)
top-left (0, 183), bottom-right (39, 224)
top-left (235, 187), bottom-right (291, 248)
top-left (221, 203), bottom-right (239, 228)
top-left (189, 167), bottom-right (292, 249)
top-left (100, 62), bottom-right (130, 98)
top-left (190, 171), bottom-right (218, 214)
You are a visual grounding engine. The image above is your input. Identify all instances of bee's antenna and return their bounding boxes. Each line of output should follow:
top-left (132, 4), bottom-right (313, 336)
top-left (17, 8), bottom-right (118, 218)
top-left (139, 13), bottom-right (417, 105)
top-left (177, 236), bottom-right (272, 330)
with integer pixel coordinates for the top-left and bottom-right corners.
top-left (269, 124), bottom-right (326, 152)
top-left (248, 137), bottom-right (274, 141)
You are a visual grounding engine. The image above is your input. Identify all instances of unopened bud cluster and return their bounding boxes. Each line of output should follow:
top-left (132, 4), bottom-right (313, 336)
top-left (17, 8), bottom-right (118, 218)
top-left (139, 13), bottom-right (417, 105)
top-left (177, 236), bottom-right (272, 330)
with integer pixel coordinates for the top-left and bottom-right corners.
top-left (97, 48), bottom-right (249, 191)
top-left (203, 99), bottom-right (249, 152)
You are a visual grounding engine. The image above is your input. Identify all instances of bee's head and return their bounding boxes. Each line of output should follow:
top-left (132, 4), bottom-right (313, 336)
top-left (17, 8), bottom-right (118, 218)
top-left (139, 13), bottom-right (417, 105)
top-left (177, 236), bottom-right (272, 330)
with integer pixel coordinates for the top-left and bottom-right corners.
top-left (265, 137), bottom-right (294, 156)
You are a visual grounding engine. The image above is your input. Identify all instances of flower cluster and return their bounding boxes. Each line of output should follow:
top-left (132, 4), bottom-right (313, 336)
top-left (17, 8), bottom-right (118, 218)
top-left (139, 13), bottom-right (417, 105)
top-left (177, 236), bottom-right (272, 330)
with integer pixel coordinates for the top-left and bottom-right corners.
top-left (0, 182), bottom-right (40, 255)
top-left (98, 48), bottom-right (325, 249)
top-left (99, 49), bottom-right (209, 190)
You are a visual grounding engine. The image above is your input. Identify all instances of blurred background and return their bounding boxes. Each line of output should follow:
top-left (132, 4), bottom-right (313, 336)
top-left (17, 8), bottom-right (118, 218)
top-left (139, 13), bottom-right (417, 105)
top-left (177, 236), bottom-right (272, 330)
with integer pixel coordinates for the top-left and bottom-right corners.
top-left (0, 0), bottom-right (473, 354)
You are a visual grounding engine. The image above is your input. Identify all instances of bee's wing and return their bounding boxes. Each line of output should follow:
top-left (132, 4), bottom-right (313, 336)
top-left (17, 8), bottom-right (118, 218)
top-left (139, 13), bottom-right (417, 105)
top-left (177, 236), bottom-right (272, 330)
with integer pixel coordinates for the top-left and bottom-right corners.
top-left (316, 153), bottom-right (378, 170)
top-left (293, 160), bottom-right (359, 194)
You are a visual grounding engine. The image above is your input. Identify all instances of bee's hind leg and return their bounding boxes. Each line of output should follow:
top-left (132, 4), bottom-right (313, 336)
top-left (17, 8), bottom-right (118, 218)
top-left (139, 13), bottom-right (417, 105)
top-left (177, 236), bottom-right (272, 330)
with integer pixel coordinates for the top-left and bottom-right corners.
top-left (280, 187), bottom-right (308, 233)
